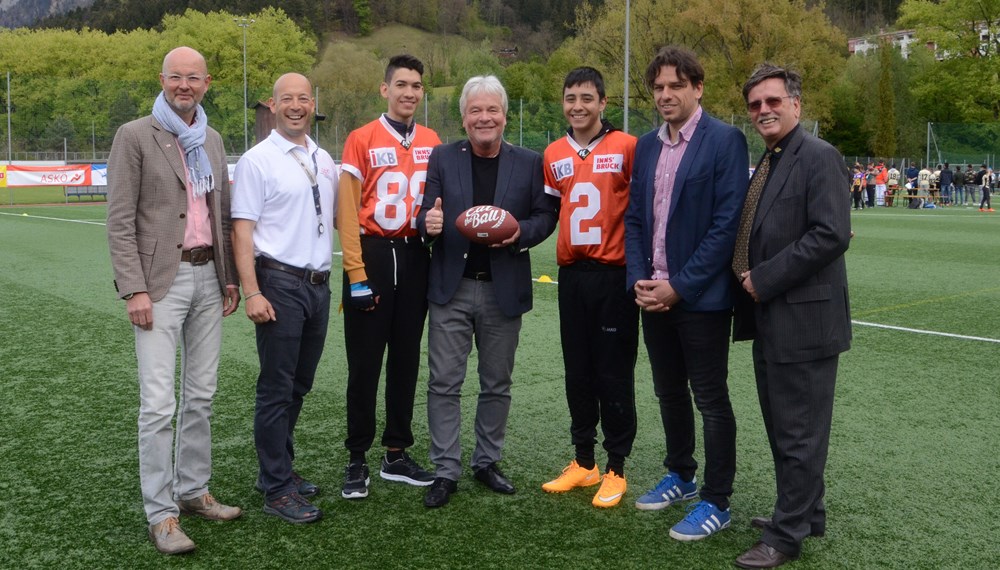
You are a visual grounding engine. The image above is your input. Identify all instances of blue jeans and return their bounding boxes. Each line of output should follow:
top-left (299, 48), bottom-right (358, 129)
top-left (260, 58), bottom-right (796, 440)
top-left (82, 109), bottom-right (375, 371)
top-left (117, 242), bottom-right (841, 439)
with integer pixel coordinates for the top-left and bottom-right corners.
top-left (253, 265), bottom-right (331, 499)
top-left (954, 184), bottom-right (965, 205)
top-left (641, 307), bottom-right (736, 510)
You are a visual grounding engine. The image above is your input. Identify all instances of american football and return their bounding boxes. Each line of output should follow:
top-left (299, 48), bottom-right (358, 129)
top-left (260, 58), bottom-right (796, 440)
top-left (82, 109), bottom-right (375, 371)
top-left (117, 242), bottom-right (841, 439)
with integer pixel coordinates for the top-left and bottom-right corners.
top-left (455, 205), bottom-right (519, 245)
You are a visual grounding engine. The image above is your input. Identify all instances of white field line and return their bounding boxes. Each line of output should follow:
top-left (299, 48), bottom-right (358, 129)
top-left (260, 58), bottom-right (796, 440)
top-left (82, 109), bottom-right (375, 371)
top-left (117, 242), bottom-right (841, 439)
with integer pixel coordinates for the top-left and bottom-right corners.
top-left (532, 279), bottom-right (997, 343)
top-left (6, 212), bottom-right (998, 342)
top-left (851, 320), bottom-right (1000, 343)
top-left (0, 211), bottom-right (349, 254)
top-left (0, 211), bottom-right (106, 225)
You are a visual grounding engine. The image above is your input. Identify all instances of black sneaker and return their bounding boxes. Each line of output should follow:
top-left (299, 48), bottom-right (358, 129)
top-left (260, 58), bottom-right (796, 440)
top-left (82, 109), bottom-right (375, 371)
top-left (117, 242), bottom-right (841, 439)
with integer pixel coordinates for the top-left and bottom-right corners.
top-left (342, 462), bottom-right (370, 499)
top-left (263, 492), bottom-right (322, 524)
top-left (255, 471), bottom-right (319, 498)
top-left (291, 471), bottom-right (320, 498)
top-left (380, 451), bottom-right (435, 486)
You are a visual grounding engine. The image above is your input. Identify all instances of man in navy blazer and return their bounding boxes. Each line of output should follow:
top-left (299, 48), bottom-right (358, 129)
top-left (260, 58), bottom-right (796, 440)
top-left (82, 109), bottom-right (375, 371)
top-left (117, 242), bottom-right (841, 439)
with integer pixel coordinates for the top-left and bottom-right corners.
top-left (623, 46), bottom-right (748, 541)
top-left (733, 64), bottom-right (851, 569)
top-left (417, 75), bottom-right (558, 508)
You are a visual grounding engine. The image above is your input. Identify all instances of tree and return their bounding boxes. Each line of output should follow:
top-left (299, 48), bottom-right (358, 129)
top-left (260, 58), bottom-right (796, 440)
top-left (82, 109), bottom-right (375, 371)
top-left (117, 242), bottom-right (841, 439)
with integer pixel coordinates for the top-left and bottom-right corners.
top-left (874, 39), bottom-right (897, 157)
top-left (897, 0), bottom-right (1000, 120)
top-left (564, 0), bottom-right (848, 133)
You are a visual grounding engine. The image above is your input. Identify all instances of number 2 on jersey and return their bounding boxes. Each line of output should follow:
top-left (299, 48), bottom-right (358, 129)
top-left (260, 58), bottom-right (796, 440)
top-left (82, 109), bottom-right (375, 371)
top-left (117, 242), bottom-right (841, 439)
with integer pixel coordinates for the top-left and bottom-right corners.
top-left (569, 182), bottom-right (601, 245)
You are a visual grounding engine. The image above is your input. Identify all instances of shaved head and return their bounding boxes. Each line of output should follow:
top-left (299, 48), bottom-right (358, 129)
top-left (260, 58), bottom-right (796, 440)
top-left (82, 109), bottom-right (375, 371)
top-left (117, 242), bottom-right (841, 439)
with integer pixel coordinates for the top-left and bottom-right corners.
top-left (273, 73), bottom-right (313, 99)
top-left (162, 46), bottom-right (207, 76)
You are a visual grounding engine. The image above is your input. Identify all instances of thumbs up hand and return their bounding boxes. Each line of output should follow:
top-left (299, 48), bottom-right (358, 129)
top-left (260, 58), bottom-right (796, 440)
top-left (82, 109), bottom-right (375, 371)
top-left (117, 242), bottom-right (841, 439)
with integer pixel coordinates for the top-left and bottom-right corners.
top-left (425, 197), bottom-right (444, 236)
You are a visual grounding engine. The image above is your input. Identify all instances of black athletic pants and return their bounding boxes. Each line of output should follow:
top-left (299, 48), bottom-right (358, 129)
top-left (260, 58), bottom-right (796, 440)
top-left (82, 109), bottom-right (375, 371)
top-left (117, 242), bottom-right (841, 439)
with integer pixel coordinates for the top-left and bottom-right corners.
top-left (343, 235), bottom-right (429, 454)
top-left (558, 262), bottom-right (639, 467)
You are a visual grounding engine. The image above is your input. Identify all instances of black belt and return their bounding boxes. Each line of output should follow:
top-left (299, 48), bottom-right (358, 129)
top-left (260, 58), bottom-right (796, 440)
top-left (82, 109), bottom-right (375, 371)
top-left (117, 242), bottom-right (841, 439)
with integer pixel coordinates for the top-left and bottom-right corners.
top-left (181, 247), bottom-right (214, 266)
top-left (256, 257), bottom-right (330, 284)
top-left (361, 234), bottom-right (425, 248)
top-left (463, 271), bottom-right (492, 281)
top-left (563, 260), bottom-right (624, 272)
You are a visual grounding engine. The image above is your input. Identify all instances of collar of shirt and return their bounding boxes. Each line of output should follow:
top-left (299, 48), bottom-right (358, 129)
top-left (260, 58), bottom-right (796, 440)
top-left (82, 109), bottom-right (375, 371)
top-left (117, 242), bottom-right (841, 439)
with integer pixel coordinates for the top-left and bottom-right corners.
top-left (382, 113), bottom-right (415, 138)
top-left (656, 106), bottom-right (702, 147)
top-left (267, 129), bottom-right (318, 158)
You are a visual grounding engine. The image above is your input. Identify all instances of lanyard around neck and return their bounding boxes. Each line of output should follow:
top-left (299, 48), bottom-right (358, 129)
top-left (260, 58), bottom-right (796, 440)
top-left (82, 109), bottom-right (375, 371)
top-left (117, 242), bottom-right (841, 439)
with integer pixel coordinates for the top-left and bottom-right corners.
top-left (290, 148), bottom-right (325, 236)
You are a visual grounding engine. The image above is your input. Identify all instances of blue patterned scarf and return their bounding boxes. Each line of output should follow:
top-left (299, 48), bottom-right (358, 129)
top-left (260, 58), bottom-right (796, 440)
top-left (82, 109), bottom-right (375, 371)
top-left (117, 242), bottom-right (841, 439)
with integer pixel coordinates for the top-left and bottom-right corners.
top-left (152, 92), bottom-right (214, 197)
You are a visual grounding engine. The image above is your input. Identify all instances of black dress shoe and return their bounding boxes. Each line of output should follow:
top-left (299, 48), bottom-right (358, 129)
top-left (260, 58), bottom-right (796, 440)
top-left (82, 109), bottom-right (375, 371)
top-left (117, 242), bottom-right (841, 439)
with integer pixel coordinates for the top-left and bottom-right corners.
top-left (473, 463), bottom-right (516, 494)
top-left (750, 516), bottom-right (825, 537)
top-left (424, 477), bottom-right (458, 508)
top-left (734, 541), bottom-right (795, 569)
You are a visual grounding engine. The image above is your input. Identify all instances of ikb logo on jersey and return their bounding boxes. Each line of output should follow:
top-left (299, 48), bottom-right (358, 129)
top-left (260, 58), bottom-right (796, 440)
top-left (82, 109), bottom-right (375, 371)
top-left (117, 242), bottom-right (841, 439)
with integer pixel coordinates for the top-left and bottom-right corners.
top-left (592, 154), bottom-right (624, 173)
top-left (369, 147), bottom-right (398, 168)
top-left (413, 147), bottom-right (433, 164)
top-left (550, 157), bottom-right (574, 182)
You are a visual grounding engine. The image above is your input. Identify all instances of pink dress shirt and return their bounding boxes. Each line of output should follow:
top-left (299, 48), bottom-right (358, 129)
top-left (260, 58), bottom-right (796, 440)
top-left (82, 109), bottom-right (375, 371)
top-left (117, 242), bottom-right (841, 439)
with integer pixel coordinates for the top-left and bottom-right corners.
top-left (651, 106), bottom-right (702, 280)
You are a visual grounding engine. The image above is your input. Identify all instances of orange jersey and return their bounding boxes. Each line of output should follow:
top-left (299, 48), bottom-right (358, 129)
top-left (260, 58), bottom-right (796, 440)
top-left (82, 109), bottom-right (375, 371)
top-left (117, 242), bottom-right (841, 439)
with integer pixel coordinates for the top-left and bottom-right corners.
top-left (340, 116), bottom-right (442, 237)
top-left (544, 130), bottom-right (636, 266)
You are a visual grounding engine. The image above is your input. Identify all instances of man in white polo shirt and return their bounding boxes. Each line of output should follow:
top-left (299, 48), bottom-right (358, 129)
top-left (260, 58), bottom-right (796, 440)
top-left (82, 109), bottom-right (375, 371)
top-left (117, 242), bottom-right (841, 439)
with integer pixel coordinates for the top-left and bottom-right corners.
top-left (231, 72), bottom-right (339, 524)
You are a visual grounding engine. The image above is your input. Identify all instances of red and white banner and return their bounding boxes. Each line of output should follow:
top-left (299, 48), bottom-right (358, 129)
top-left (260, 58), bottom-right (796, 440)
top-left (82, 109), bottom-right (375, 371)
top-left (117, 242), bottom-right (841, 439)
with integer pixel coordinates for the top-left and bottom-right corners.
top-left (5, 164), bottom-right (92, 187)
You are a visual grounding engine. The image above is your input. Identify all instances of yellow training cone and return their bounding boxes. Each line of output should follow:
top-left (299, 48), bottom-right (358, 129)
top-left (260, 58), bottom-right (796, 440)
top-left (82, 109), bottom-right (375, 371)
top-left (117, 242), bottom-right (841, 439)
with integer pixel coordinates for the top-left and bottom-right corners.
top-left (537, 275), bottom-right (553, 283)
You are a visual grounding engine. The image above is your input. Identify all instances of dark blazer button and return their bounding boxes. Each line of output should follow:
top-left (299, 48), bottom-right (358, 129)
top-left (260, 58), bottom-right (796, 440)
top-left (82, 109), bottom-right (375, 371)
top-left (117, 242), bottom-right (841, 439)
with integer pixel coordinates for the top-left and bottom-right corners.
top-left (177, 244), bottom-right (183, 248)
top-left (180, 213), bottom-right (186, 218)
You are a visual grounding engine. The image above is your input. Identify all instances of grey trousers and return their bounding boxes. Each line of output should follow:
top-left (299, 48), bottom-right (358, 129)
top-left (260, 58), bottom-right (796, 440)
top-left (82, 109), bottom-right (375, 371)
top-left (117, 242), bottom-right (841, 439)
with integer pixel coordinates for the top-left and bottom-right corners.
top-left (426, 279), bottom-right (521, 481)
top-left (135, 262), bottom-right (222, 525)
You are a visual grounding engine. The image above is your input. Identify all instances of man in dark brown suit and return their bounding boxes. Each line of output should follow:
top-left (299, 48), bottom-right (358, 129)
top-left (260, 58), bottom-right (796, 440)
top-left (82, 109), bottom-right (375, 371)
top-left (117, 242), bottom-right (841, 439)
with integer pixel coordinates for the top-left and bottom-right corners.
top-left (106, 46), bottom-right (242, 555)
top-left (732, 64), bottom-right (852, 568)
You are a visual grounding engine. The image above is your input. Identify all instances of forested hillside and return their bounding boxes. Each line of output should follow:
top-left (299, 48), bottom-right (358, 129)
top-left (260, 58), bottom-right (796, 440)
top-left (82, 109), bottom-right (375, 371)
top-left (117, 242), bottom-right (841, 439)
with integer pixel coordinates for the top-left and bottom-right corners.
top-left (31, 0), bottom-right (903, 51)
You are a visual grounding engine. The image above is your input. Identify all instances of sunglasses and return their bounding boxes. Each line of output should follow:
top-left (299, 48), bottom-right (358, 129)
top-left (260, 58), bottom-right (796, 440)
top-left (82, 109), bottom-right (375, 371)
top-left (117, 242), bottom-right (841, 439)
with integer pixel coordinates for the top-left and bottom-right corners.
top-left (747, 95), bottom-right (795, 112)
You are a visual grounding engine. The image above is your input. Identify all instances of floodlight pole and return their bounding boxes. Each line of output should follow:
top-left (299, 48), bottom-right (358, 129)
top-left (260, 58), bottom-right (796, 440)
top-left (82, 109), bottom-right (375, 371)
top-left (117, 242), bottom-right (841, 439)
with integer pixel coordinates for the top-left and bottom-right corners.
top-left (235, 18), bottom-right (255, 153)
top-left (623, 0), bottom-right (631, 134)
top-left (6, 71), bottom-right (11, 165)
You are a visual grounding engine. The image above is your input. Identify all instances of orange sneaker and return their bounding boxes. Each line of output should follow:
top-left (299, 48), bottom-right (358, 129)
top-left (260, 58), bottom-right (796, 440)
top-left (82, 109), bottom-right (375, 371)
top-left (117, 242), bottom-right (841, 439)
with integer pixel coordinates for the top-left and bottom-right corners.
top-left (592, 471), bottom-right (627, 508)
top-left (542, 460), bottom-right (600, 492)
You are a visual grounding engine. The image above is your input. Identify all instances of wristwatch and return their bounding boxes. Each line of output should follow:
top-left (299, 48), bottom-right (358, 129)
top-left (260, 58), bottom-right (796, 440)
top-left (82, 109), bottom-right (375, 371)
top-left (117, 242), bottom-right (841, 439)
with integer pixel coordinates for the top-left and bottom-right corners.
top-left (123, 293), bottom-right (135, 300)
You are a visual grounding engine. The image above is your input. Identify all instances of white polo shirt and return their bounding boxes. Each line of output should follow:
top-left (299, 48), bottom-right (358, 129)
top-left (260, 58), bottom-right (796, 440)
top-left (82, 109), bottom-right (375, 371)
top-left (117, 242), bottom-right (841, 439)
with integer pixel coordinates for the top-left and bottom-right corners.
top-left (232, 130), bottom-right (339, 271)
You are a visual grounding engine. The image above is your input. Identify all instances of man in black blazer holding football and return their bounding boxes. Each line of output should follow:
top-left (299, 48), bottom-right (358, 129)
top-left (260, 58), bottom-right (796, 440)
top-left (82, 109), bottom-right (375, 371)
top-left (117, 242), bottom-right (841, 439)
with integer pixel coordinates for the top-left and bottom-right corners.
top-left (417, 75), bottom-right (558, 508)
top-left (732, 63), bottom-right (852, 568)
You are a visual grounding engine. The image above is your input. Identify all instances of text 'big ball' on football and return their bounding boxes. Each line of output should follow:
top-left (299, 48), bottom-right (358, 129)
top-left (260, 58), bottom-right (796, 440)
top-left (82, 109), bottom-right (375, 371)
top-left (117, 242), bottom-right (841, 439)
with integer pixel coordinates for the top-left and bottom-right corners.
top-left (455, 205), bottom-right (519, 245)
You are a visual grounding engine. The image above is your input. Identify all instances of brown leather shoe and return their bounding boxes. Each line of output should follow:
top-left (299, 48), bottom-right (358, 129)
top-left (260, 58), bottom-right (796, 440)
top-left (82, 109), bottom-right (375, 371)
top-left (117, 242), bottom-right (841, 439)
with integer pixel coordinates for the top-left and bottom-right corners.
top-left (177, 493), bottom-right (243, 521)
top-left (750, 516), bottom-right (825, 537)
top-left (148, 516), bottom-right (195, 555)
top-left (734, 541), bottom-right (794, 569)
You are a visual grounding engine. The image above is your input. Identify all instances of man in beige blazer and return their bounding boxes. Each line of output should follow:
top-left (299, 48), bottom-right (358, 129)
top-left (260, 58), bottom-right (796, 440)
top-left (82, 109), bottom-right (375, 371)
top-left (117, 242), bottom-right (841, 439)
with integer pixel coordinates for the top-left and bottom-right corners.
top-left (106, 46), bottom-right (242, 555)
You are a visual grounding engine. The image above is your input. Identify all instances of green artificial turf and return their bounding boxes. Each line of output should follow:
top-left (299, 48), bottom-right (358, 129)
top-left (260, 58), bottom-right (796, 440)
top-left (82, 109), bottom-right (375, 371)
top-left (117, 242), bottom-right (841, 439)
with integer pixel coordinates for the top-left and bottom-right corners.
top-left (1, 205), bottom-right (998, 569)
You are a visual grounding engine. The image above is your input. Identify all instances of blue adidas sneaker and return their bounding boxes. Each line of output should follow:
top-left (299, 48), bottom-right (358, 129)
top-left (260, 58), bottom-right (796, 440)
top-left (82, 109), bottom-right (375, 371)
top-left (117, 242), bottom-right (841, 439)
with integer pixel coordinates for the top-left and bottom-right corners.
top-left (668, 500), bottom-right (731, 541)
top-left (634, 471), bottom-right (698, 511)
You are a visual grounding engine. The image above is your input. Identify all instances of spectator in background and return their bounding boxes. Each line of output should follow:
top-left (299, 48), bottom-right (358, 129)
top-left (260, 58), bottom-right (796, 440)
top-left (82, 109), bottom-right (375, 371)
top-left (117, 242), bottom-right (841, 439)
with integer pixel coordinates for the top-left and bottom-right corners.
top-left (851, 165), bottom-right (864, 210)
top-left (906, 162), bottom-right (919, 198)
top-left (953, 165), bottom-right (966, 206)
top-left (106, 46), bottom-right (242, 555)
top-left (918, 165), bottom-right (931, 202)
top-left (966, 164), bottom-right (978, 206)
top-left (886, 163), bottom-right (900, 207)
top-left (874, 160), bottom-right (888, 206)
top-left (939, 163), bottom-right (953, 206)
top-left (978, 164), bottom-right (994, 212)
top-left (864, 163), bottom-right (876, 208)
